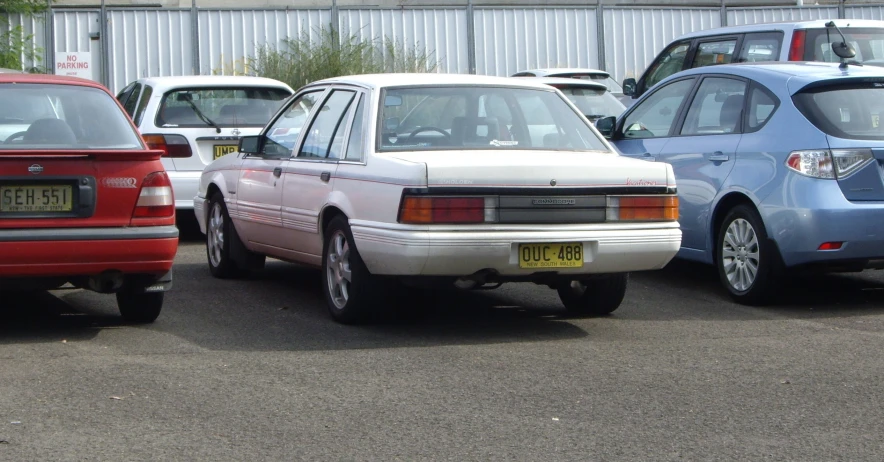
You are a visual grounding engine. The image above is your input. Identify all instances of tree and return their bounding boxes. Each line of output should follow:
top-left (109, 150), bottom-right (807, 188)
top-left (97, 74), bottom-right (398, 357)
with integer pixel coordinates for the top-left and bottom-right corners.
top-left (1, 0), bottom-right (49, 71)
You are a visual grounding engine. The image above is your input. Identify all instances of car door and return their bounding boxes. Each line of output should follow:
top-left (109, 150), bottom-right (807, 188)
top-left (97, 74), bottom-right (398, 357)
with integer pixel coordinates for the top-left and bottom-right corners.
top-left (235, 89), bottom-right (325, 251)
top-left (277, 88), bottom-right (363, 263)
top-left (614, 78), bottom-right (697, 162)
top-left (658, 76), bottom-right (747, 253)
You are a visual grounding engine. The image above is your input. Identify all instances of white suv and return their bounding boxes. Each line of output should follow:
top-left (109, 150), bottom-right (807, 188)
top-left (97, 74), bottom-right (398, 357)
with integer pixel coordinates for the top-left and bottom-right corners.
top-left (116, 76), bottom-right (294, 210)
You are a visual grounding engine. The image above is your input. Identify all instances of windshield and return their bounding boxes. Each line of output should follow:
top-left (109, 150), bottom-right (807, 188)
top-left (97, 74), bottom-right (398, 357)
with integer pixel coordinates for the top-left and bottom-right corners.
top-left (553, 85), bottom-right (626, 120)
top-left (157, 86), bottom-right (291, 128)
top-left (806, 27), bottom-right (884, 65)
top-left (793, 82), bottom-right (884, 140)
top-left (379, 86), bottom-right (609, 152)
top-left (0, 83), bottom-right (143, 149)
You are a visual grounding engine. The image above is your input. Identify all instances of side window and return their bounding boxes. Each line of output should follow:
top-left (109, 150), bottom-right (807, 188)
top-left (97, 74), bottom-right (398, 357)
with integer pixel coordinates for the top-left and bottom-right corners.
top-left (622, 79), bottom-right (695, 139)
top-left (116, 82), bottom-right (135, 110)
top-left (344, 95), bottom-right (366, 161)
top-left (299, 90), bottom-right (357, 159)
top-left (737, 32), bottom-right (783, 63)
top-left (264, 90), bottom-right (323, 157)
top-left (746, 84), bottom-right (778, 132)
top-left (680, 77), bottom-right (747, 136)
top-left (643, 41), bottom-right (691, 90)
top-left (133, 85), bottom-right (153, 127)
top-left (691, 39), bottom-right (738, 68)
top-left (122, 84), bottom-right (142, 118)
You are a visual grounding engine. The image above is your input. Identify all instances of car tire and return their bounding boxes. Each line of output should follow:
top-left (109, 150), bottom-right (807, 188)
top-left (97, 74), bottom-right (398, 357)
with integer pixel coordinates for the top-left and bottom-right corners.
top-left (322, 215), bottom-right (380, 324)
top-left (117, 289), bottom-right (163, 324)
top-left (206, 192), bottom-right (249, 279)
top-left (557, 273), bottom-right (628, 316)
top-left (716, 204), bottom-right (781, 306)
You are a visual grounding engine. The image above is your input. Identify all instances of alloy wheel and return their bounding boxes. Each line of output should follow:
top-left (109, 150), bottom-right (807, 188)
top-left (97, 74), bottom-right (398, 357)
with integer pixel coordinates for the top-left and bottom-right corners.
top-left (326, 230), bottom-right (352, 310)
top-left (721, 218), bottom-right (760, 292)
top-left (208, 202), bottom-right (225, 268)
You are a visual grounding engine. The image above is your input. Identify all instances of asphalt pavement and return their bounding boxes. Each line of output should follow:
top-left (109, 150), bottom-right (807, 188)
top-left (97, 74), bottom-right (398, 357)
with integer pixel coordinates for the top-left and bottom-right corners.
top-left (2, 219), bottom-right (883, 460)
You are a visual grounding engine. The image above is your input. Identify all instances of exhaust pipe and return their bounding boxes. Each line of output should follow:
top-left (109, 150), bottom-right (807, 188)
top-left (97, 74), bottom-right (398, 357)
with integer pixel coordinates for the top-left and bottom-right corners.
top-left (87, 271), bottom-right (125, 293)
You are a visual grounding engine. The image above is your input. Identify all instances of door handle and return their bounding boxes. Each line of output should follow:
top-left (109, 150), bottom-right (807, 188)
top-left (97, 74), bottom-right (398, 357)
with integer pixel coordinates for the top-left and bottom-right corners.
top-left (273, 167), bottom-right (282, 178)
top-left (708, 152), bottom-right (729, 162)
top-left (320, 171), bottom-right (331, 182)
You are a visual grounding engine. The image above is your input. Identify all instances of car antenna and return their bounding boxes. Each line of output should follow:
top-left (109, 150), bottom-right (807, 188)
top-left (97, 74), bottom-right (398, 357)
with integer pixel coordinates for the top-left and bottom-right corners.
top-left (825, 21), bottom-right (858, 69)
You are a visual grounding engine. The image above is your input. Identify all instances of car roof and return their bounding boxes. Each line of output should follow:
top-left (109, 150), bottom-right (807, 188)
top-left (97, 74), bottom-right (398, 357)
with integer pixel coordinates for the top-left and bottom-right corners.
top-left (513, 68), bottom-right (609, 77)
top-left (133, 75), bottom-right (294, 92)
top-left (516, 76), bottom-right (609, 91)
top-left (307, 73), bottom-right (563, 91)
top-left (0, 73), bottom-right (110, 90)
top-left (664, 61), bottom-right (884, 93)
top-left (674, 19), bottom-right (884, 41)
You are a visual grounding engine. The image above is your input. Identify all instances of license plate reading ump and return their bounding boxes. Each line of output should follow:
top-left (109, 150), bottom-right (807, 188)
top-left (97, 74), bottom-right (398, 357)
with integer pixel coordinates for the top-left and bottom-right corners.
top-left (213, 144), bottom-right (237, 159)
top-left (0, 185), bottom-right (73, 213)
top-left (518, 243), bottom-right (584, 269)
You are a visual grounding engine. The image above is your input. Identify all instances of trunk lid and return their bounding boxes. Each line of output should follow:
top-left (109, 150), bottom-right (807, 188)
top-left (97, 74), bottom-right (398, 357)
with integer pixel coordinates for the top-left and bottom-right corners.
top-left (0, 150), bottom-right (164, 229)
top-left (387, 150), bottom-right (673, 190)
top-left (826, 136), bottom-right (884, 201)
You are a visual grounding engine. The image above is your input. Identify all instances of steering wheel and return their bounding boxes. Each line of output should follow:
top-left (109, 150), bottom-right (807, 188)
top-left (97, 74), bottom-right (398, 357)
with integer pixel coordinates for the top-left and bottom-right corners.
top-left (408, 126), bottom-right (451, 141)
top-left (3, 131), bottom-right (28, 144)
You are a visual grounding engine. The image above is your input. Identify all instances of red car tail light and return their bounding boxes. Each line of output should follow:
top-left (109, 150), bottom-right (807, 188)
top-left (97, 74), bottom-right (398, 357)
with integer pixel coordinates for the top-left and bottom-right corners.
top-left (788, 30), bottom-right (806, 61)
top-left (399, 196), bottom-right (487, 224)
top-left (133, 171), bottom-right (175, 218)
top-left (142, 134), bottom-right (192, 158)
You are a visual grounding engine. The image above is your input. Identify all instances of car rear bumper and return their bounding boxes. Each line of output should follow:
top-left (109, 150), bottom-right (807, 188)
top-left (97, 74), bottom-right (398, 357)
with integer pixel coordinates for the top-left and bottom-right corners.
top-left (194, 195), bottom-right (207, 234)
top-left (0, 225), bottom-right (178, 277)
top-left (350, 221), bottom-right (682, 277)
top-left (168, 170), bottom-right (201, 209)
top-left (762, 181), bottom-right (884, 268)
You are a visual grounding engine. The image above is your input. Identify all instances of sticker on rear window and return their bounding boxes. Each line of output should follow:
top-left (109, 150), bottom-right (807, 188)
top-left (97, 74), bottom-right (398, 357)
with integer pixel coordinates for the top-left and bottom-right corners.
top-left (490, 140), bottom-right (518, 147)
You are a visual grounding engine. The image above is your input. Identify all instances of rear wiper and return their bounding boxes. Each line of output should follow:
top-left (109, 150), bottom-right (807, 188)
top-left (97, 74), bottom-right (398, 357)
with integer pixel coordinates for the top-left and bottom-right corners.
top-left (181, 95), bottom-right (221, 133)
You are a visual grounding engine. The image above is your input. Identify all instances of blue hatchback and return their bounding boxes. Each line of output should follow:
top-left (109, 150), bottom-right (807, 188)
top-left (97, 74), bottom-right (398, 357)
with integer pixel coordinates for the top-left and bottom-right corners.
top-left (597, 61), bottom-right (884, 305)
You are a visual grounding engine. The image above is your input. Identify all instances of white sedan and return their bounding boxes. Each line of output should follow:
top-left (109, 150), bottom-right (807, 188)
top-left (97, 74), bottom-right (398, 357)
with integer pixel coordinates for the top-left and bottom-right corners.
top-left (195, 74), bottom-right (682, 323)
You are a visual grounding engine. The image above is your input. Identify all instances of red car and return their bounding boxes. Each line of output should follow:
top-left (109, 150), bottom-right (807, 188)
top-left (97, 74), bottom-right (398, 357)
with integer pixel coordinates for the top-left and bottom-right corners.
top-left (0, 74), bottom-right (178, 323)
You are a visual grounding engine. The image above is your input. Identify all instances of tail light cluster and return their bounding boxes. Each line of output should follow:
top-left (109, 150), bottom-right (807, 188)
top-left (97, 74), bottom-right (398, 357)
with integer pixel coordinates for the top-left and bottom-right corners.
top-left (786, 149), bottom-right (874, 179)
top-left (142, 134), bottom-right (193, 158)
top-left (397, 195), bottom-right (679, 224)
top-left (133, 171), bottom-right (175, 220)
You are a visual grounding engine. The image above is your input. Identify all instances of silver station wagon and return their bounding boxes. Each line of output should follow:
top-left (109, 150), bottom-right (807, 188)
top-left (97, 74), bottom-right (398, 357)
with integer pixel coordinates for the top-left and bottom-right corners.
top-left (194, 74), bottom-right (682, 323)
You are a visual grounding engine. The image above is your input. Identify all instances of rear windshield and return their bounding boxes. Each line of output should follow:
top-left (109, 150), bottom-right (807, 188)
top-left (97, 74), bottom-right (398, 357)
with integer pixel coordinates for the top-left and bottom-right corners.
top-left (379, 86), bottom-right (609, 152)
top-left (553, 85), bottom-right (626, 120)
top-left (0, 83), bottom-right (143, 149)
top-left (157, 86), bottom-right (291, 128)
top-left (793, 82), bottom-right (884, 140)
top-left (806, 27), bottom-right (884, 65)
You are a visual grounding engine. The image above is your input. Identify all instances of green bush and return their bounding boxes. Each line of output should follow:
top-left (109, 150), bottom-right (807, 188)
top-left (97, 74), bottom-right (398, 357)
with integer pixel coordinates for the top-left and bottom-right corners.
top-left (1, 1), bottom-right (48, 71)
top-left (247, 24), bottom-right (440, 89)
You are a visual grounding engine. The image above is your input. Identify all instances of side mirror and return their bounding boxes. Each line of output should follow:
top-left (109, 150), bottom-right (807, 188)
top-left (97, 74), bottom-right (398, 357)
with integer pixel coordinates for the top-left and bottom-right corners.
top-left (622, 78), bottom-right (637, 97)
top-left (238, 135), bottom-right (263, 154)
top-left (595, 116), bottom-right (617, 139)
top-left (384, 117), bottom-right (400, 131)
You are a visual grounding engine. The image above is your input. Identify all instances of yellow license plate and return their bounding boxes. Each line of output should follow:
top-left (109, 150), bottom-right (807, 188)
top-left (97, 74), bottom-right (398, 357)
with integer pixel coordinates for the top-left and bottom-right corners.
top-left (214, 144), bottom-right (238, 159)
top-left (1, 184), bottom-right (73, 213)
top-left (518, 242), bottom-right (584, 269)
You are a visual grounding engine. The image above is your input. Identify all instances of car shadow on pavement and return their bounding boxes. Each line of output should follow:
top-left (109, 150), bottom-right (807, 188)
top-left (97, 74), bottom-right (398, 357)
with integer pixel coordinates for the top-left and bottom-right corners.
top-left (0, 290), bottom-right (114, 344)
top-left (632, 258), bottom-right (884, 318)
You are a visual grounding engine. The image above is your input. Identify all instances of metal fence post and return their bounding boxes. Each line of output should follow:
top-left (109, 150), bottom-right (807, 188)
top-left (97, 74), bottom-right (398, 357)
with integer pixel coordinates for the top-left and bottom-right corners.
top-left (100, 0), bottom-right (109, 87)
top-left (44, 0), bottom-right (54, 74)
top-left (720, 0), bottom-right (728, 27)
top-left (596, 1), bottom-right (606, 72)
top-left (192, 0), bottom-right (200, 75)
top-left (466, 0), bottom-right (476, 74)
